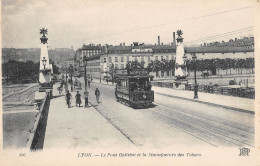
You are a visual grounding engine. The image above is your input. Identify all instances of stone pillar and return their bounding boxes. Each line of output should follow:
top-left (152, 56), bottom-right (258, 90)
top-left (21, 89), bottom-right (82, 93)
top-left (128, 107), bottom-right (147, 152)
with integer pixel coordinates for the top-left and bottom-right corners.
top-left (175, 30), bottom-right (186, 80)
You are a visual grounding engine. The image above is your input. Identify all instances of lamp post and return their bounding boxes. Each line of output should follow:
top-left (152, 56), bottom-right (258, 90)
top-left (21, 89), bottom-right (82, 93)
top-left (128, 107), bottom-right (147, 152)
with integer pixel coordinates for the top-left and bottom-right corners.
top-left (83, 56), bottom-right (88, 107)
top-left (83, 56), bottom-right (88, 92)
top-left (65, 67), bottom-right (68, 91)
top-left (100, 68), bottom-right (102, 83)
top-left (111, 63), bottom-right (114, 85)
top-left (182, 54), bottom-right (187, 78)
top-left (192, 53), bottom-right (198, 99)
top-left (42, 57), bottom-right (47, 70)
top-left (69, 65), bottom-right (74, 92)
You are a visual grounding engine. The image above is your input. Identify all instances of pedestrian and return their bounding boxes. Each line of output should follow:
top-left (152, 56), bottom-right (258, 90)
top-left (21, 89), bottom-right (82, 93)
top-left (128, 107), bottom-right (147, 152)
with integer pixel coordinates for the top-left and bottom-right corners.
top-left (58, 86), bottom-right (63, 95)
top-left (95, 88), bottom-right (100, 103)
top-left (106, 79), bottom-right (108, 84)
top-left (88, 79), bottom-right (90, 88)
top-left (65, 90), bottom-right (72, 108)
top-left (75, 91), bottom-right (82, 107)
top-left (84, 91), bottom-right (89, 107)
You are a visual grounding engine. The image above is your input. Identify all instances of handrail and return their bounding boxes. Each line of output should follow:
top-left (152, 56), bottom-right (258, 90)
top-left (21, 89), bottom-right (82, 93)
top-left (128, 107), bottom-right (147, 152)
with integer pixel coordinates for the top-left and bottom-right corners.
top-left (26, 92), bottom-right (48, 149)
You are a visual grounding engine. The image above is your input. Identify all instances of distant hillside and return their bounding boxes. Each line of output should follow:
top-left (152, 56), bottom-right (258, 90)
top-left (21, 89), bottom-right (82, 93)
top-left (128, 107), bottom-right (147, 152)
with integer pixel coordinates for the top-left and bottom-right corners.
top-left (2, 48), bottom-right (75, 65)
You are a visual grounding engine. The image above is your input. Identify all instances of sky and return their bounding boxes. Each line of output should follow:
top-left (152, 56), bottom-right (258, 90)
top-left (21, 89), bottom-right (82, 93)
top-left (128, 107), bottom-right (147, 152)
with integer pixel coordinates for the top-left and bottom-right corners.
top-left (1, 0), bottom-right (257, 49)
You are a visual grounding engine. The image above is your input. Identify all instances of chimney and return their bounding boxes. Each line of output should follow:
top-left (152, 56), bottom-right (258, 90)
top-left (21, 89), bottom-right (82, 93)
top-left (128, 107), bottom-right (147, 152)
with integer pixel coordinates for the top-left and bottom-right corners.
top-left (173, 32), bottom-right (176, 47)
top-left (105, 44), bottom-right (108, 53)
top-left (123, 42), bottom-right (125, 46)
top-left (120, 43), bottom-right (122, 46)
top-left (158, 36), bottom-right (160, 45)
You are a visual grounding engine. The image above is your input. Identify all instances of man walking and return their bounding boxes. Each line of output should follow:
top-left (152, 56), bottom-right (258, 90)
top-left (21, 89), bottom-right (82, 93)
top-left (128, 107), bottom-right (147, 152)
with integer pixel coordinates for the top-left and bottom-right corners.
top-left (95, 88), bottom-right (100, 103)
top-left (65, 90), bottom-right (72, 108)
top-left (84, 91), bottom-right (89, 108)
top-left (75, 91), bottom-right (82, 107)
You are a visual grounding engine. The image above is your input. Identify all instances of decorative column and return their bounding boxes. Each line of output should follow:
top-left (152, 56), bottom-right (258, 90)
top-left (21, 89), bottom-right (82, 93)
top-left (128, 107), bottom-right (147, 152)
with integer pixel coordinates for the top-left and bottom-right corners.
top-left (38, 28), bottom-right (53, 94)
top-left (175, 30), bottom-right (187, 80)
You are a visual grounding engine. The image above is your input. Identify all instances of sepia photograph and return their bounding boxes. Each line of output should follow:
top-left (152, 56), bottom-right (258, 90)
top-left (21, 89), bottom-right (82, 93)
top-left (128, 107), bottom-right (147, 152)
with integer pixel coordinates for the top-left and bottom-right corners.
top-left (1, 0), bottom-right (259, 165)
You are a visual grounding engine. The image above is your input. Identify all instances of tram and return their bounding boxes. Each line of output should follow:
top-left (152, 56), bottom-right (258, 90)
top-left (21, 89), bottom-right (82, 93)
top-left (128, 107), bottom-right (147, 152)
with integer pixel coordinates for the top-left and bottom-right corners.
top-left (115, 68), bottom-right (154, 108)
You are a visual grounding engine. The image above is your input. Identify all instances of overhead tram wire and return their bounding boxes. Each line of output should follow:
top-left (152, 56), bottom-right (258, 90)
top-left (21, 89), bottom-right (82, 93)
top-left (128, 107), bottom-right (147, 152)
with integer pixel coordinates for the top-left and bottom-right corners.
top-left (185, 27), bottom-right (253, 43)
top-left (185, 29), bottom-right (254, 46)
top-left (88, 6), bottom-right (254, 41)
top-left (61, 6), bottom-right (253, 47)
top-left (185, 28), bottom-right (254, 45)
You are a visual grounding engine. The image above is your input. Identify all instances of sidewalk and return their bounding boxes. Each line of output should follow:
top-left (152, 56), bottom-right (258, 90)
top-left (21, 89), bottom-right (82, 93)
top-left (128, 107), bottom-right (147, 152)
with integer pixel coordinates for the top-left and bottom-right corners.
top-left (152, 86), bottom-right (254, 113)
top-left (91, 78), bottom-right (254, 114)
top-left (43, 84), bottom-right (134, 149)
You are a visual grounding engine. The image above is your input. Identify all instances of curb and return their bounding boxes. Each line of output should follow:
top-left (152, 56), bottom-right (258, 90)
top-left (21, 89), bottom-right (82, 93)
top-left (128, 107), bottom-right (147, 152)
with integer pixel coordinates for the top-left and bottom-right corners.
top-left (155, 92), bottom-right (254, 115)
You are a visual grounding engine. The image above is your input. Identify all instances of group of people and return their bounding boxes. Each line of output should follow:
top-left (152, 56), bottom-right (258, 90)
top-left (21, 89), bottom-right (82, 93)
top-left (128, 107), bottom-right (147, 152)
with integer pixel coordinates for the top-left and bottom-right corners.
top-left (65, 88), bottom-right (101, 108)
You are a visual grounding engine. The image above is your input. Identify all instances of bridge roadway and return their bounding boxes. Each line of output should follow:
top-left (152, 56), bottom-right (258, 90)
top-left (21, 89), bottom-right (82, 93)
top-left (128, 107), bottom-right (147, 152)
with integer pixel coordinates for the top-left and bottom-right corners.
top-left (43, 79), bottom-right (254, 149)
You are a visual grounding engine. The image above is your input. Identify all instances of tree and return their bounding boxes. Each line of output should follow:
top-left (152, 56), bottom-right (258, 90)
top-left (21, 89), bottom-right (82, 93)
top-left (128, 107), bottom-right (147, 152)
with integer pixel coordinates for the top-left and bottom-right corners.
top-left (2, 60), bottom-right (40, 84)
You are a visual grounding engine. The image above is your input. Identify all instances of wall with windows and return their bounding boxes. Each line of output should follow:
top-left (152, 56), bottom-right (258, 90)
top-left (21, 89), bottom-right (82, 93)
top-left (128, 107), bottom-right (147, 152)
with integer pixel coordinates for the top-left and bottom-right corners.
top-left (102, 53), bottom-right (176, 73)
top-left (85, 58), bottom-right (101, 79)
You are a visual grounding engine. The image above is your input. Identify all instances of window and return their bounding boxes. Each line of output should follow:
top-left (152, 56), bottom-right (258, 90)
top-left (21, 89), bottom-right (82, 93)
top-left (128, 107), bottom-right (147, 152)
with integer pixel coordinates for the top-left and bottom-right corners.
top-left (148, 56), bottom-right (151, 62)
top-left (115, 64), bottom-right (118, 68)
top-left (155, 56), bottom-right (158, 60)
top-left (135, 57), bottom-right (138, 61)
top-left (148, 50), bottom-right (150, 52)
top-left (115, 57), bottom-right (118, 62)
top-left (121, 56), bottom-right (124, 62)
top-left (161, 56), bottom-right (163, 60)
top-left (103, 58), bottom-right (106, 63)
top-left (127, 56), bottom-right (129, 62)
top-left (141, 56), bottom-right (144, 62)
top-left (166, 56), bottom-right (169, 60)
top-left (109, 57), bottom-right (112, 63)
top-left (121, 64), bottom-right (124, 69)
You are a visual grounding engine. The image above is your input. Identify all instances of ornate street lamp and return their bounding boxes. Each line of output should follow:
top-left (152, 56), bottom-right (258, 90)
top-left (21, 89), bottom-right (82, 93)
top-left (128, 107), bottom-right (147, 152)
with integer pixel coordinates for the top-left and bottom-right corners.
top-left (192, 53), bottom-right (198, 99)
top-left (42, 57), bottom-right (47, 70)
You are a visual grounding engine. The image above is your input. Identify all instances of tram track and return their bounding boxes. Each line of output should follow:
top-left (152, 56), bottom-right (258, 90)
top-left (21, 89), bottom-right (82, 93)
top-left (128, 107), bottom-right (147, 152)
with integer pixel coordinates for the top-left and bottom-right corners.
top-left (85, 82), bottom-right (254, 148)
top-left (137, 103), bottom-right (254, 147)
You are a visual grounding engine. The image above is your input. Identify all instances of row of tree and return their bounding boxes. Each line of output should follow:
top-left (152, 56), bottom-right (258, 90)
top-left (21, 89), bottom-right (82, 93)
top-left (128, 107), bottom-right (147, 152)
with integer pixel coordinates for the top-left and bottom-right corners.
top-left (186, 58), bottom-right (254, 75)
top-left (2, 60), bottom-right (60, 84)
top-left (121, 58), bottom-right (254, 76)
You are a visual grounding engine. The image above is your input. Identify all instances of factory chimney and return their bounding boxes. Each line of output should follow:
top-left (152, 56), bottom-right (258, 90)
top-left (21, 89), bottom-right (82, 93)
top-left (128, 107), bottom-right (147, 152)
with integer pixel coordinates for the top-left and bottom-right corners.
top-left (158, 36), bottom-right (160, 45)
top-left (173, 32), bottom-right (176, 47)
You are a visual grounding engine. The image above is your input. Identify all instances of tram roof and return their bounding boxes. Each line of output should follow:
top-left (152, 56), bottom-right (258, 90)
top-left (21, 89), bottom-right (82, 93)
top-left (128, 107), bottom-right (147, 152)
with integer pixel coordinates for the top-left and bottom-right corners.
top-left (116, 75), bottom-right (154, 79)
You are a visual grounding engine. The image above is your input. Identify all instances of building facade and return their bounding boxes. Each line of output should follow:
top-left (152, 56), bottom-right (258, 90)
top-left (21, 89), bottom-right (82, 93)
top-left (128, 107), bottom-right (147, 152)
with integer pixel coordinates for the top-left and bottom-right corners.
top-left (79, 36), bottom-right (255, 80)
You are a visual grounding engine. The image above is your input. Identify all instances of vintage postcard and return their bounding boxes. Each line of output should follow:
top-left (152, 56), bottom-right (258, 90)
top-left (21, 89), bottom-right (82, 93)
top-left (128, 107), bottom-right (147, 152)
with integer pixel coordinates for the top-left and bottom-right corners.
top-left (1, 0), bottom-right (259, 165)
